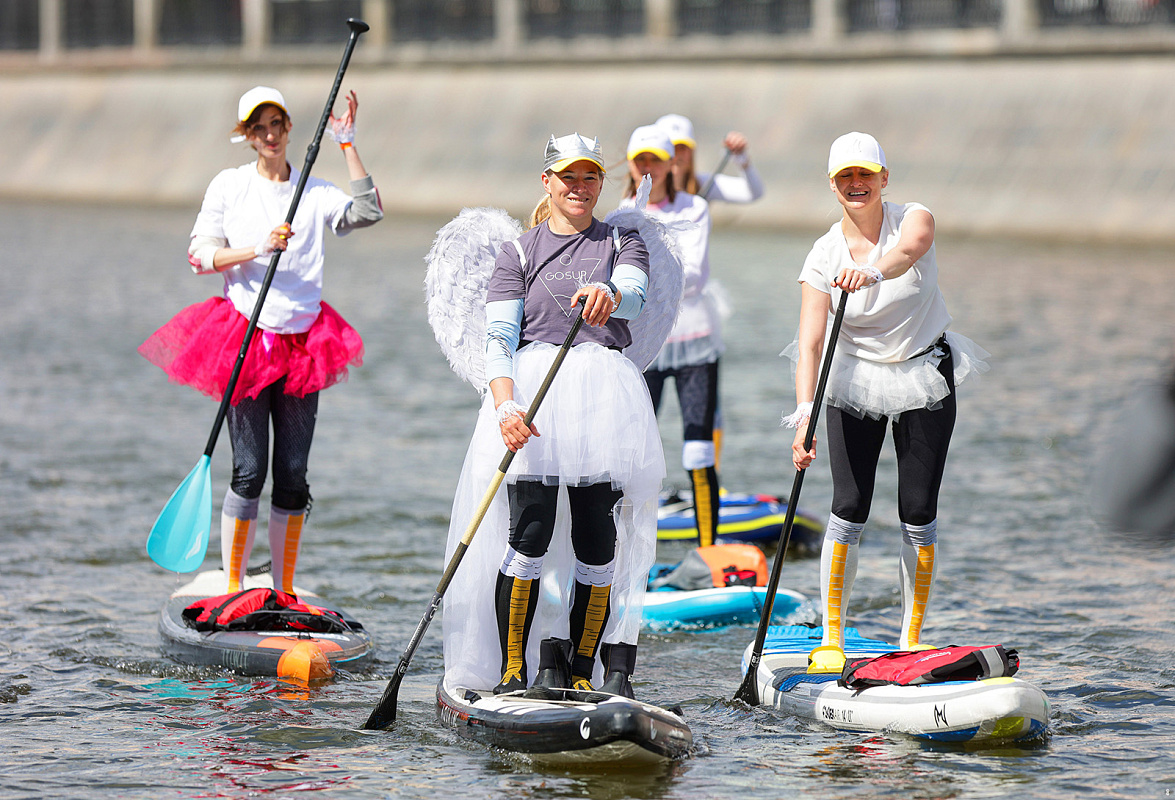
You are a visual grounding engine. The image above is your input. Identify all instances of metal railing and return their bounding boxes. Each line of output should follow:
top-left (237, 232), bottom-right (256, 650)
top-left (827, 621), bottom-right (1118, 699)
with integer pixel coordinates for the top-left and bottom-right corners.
top-left (3, 0), bottom-right (1173, 59)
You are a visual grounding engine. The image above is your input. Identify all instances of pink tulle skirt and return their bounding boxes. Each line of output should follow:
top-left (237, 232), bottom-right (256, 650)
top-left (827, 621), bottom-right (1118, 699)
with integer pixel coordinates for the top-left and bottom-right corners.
top-left (138, 297), bottom-right (363, 404)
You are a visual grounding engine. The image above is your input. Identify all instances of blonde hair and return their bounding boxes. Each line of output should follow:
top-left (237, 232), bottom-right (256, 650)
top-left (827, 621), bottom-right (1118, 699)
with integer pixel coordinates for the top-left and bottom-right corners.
top-left (527, 196), bottom-right (552, 231)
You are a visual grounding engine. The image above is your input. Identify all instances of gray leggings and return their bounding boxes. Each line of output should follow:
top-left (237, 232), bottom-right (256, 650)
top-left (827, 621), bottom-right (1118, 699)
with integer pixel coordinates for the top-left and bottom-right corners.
top-left (226, 378), bottom-right (317, 510)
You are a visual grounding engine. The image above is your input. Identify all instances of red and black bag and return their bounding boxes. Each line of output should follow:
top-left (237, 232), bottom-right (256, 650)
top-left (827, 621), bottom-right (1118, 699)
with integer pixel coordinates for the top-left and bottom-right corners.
top-left (839, 645), bottom-right (1019, 690)
top-left (182, 588), bottom-right (357, 635)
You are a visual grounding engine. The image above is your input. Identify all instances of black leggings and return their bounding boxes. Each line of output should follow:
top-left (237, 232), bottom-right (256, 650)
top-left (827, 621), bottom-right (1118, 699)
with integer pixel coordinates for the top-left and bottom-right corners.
top-left (644, 360), bottom-right (719, 443)
top-left (826, 348), bottom-right (956, 527)
top-left (226, 378), bottom-right (317, 510)
top-left (507, 481), bottom-right (622, 566)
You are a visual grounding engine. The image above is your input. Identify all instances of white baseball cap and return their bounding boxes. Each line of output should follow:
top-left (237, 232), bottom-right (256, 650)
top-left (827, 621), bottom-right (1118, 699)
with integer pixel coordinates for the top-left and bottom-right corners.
top-left (828, 132), bottom-right (886, 177)
top-left (237, 86), bottom-right (288, 123)
top-left (656, 113), bottom-right (696, 148)
top-left (544, 133), bottom-right (606, 173)
top-left (626, 125), bottom-right (674, 162)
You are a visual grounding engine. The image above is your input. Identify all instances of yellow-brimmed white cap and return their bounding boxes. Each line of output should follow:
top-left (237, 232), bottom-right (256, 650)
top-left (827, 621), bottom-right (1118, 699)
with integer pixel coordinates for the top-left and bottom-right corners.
top-left (828, 131), bottom-right (886, 177)
top-left (237, 86), bottom-right (288, 123)
top-left (544, 133), bottom-right (606, 173)
top-left (656, 113), bottom-right (696, 148)
top-left (626, 125), bottom-right (674, 162)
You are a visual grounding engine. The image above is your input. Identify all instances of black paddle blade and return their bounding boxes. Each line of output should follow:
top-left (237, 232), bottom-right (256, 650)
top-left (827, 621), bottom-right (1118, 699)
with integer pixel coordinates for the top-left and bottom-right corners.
top-left (363, 670), bottom-right (404, 730)
top-left (733, 668), bottom-right (760, 706)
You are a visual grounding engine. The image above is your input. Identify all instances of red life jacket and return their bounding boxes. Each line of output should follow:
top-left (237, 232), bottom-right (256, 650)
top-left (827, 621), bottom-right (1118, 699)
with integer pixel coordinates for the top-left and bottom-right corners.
top-left (839, 645), bottom-right (1019, 690)
top-left (181, 588), bottom-right (356, 635)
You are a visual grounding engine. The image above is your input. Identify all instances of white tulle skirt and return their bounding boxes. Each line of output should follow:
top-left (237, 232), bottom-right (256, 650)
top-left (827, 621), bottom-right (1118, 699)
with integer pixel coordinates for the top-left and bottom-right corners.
top-left (783, 331), bottom-right (990, 420)
top-left (441, 342), bottom-right (665, 693)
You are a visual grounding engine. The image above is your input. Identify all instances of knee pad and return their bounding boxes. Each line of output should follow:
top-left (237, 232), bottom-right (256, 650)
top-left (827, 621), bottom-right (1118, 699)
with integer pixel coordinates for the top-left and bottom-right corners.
top-left (900, 519), bottom-right (938, 547)
top-left (825, 513), bottom-right (865, 546)
top-left (682, 440), bottom-right (716, 471)
top-left (500, 547), bottom-right (544, 580)
top-left (222, 488), bottom-right (260, 520)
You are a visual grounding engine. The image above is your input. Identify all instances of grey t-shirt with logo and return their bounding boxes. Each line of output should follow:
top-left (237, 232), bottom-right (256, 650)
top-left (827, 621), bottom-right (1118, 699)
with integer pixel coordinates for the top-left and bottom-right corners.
top-left (487, 217), bottom-right (650, 350)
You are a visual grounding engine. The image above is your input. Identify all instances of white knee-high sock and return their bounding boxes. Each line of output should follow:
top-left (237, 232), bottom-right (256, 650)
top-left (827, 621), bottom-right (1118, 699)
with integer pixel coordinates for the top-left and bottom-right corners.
top-left (820, 514), bottom-right (863, 649)
top-left (899, 520), bottom-right (938, 649)
top-left (220, 489), bottom-right (259, 593)
top-left (269, 505), bottom-right (306, 595)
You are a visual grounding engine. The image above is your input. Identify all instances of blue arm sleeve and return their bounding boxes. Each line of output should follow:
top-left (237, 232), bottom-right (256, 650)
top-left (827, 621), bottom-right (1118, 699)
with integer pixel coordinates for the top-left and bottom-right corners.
top-left (485, 299), bottom-right (524, 383)
top-left (611, 263), bottom-right (648, 320)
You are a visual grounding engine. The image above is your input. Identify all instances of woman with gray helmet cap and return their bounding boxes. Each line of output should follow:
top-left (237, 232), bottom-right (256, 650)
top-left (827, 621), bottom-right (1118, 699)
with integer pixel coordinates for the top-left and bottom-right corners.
top-left (440, 133), bottom-right (663, 699)
top-left (783, 132), bottom-right (988, 672)
top-left (617, 124), bottom-right (723, 547)
top-left (139, 86), bottom-right (382, 596)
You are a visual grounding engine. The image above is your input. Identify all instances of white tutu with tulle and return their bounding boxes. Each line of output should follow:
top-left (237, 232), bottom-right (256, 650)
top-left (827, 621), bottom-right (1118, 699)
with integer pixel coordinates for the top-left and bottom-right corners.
top-left (441, 341), bottom-right (665, 693)
top-left (783, 330), bottom-right (990, 420)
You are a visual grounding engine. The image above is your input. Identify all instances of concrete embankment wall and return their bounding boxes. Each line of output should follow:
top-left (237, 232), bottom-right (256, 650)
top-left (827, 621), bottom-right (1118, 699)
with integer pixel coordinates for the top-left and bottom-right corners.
top-left (2, 56), bottom-right (1173, 244)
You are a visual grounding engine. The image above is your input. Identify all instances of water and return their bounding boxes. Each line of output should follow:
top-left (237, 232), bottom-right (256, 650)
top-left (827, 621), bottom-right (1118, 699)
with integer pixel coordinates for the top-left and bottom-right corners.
top-left (1, 199), bottom-right (1172, 798)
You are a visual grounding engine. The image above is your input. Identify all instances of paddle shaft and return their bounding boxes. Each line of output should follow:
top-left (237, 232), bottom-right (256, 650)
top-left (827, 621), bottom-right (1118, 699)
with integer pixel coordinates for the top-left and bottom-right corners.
top-left (363, 306), bottom-right (586, 730)
top-left (201, 18), bottom-right (369, 459)
top-left (698, 148), bottom-right (733, 201)
top-left (734, 289), bottom-right (849, 706)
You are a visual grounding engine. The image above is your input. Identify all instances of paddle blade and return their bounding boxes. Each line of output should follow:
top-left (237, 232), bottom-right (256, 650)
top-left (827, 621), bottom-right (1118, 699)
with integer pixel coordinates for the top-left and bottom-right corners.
top-left (363, 669), bottom-right (405, 730)
top-left (146, 455), bottom-right (213, 573)
top-left (733, 665), bottom-right (761, 706)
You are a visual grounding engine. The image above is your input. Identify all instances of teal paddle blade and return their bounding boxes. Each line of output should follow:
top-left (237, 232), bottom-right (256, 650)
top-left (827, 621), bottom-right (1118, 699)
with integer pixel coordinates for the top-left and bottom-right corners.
top-left (147, 455), bottom-right (212, 573)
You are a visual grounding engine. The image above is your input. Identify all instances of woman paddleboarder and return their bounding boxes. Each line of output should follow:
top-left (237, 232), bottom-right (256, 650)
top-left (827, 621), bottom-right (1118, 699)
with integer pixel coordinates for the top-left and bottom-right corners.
top-left (616, 125), bottom-right (723, 547)
top-left (441, 133), bottom-right (663, 699)
top-left (784, 132), bottom-right (988, 670)
top-left (656, 113), bottom-right (763, 203)
top-left (139, 86), bottom-right (383, 594)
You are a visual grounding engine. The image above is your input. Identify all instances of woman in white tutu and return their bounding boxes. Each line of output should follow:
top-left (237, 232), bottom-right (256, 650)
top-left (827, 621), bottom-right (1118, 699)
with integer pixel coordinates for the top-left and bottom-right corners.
top-left (441, 133), bottom-right (663, 699)
top-left (784, 132), bottom-right (988, 667)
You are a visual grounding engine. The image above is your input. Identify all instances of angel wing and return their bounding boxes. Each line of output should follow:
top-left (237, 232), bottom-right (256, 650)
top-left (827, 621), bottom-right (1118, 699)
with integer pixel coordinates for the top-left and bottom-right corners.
top-left (424, 207), bottom-right (524, 394)
top-left (604, 207), bottom-right (686, 372)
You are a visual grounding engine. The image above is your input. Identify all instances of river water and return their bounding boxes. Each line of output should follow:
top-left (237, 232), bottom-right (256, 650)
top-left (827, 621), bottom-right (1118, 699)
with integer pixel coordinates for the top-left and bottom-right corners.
top-left (0, 199), bottom-right (1172, 799)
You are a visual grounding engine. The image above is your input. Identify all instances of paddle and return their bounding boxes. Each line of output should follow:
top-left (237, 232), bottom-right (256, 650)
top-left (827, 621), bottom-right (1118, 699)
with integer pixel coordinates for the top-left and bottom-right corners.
top-left (146, 18), bottom-right (370, 574)
top-left (734, 289), bottom-right (849, 706)
top-left (698, 147), bottom-right (733, 200)
top-left (363, 301), bottom-right (587, 731)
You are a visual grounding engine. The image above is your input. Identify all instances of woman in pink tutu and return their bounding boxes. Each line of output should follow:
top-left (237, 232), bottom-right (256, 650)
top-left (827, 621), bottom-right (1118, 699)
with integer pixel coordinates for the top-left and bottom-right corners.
top-left (139, 86), bottom-right (383, 594)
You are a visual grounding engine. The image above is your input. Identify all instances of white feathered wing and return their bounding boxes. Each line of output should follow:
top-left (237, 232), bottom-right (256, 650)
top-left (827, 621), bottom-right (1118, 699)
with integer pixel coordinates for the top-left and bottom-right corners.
top-left (424, 204), bottom-right (683, 388)
top-left (424, 207), bottom-right (523, 394)
top-left (602, 207), bottom-right (685, 371)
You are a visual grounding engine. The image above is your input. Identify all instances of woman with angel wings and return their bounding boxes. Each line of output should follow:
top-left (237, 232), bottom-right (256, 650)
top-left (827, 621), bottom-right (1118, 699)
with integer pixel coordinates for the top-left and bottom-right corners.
top-left (426, 134), bottom-right (683, 700)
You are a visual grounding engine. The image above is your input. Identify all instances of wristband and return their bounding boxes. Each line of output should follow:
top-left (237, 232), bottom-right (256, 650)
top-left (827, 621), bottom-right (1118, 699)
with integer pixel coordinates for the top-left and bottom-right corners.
top-left (496, 400), bottom-right (529, 426)
top-left (340, 142), bottom-right (353, 151)
top-left (861, 266), bottom-right (884, 285)
top-left (587, 281), bottom-right (618, 311)
top-left (254, 242), bottom-right (275, 259)
top-left (781, 401), bottom-right (814, 429)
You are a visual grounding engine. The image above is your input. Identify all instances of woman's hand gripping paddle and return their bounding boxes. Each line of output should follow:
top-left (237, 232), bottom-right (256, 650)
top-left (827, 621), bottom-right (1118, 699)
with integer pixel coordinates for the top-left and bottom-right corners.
top-left (362, 302), bottom-right (587, 730)
top-left (733, 289), bottom-right (849, 706)
top-left (145, 19), bottom-right (370, 573)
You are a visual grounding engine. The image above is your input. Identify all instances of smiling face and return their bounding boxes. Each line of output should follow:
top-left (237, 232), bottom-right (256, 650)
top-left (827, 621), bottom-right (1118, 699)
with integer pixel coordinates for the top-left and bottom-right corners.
top-left (830, 165), bottom-right (888, 209)
top-left (542, 160), bottom-right (603, 232)
top-left (245, 105), bottom-right (290, 160)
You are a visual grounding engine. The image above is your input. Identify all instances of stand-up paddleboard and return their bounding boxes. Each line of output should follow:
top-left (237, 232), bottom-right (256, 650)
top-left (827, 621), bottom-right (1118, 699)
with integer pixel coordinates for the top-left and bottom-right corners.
top-left (158, 569), bottom-right (373, 682)
top-left (741, 625), bottom-right (1049, 743)
top-left (643, 584), bottom-right (809, 631)
top-left (643, 543), bottom-right (811, 630)
top-left (437, 681), bottom-right (693, 765)
top-left (658, 489), bottom-right (824, 554)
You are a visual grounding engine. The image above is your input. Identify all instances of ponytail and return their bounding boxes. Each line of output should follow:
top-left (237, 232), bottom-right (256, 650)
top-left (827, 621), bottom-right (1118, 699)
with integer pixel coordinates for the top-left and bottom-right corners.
top-left (527, 195), bottom-right (552, 230)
